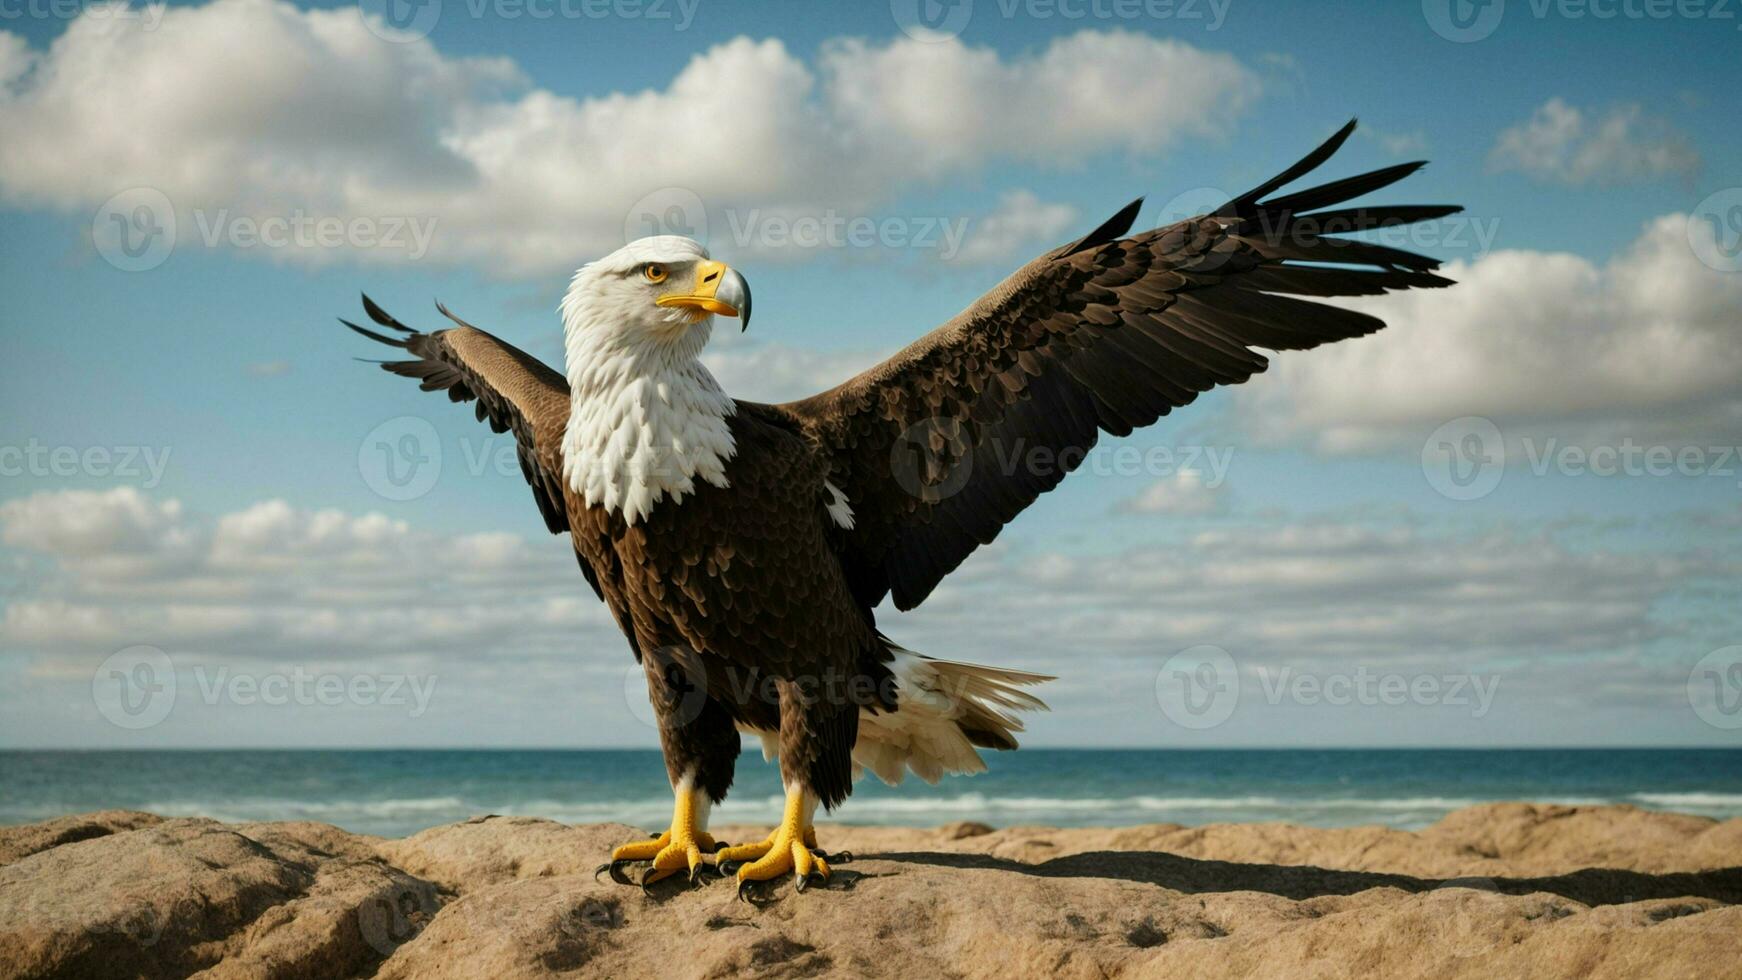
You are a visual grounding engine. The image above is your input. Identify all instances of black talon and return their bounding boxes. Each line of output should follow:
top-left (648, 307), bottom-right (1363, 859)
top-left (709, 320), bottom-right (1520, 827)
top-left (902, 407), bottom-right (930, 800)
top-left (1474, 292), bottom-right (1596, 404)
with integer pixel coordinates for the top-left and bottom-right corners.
top-left (717, 859), bottom-right (741, 876)
top-left (737, 878), bottom-right (776, 905)
top-left (797, 873), bottom-right (827, 893)
top-left (593, 862), bottom-right (612, 883)
top-left (640, 867), bottom-right (669, 895)
top-left (605, 859), bottom-right (637, 886)
top-left (815, 850), bottom-right (853, 864)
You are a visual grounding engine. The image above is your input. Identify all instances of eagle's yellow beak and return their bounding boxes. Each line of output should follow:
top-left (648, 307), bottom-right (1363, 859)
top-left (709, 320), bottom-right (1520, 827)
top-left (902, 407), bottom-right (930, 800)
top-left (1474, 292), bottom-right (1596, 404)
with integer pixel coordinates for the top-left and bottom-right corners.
top-left (656, 260), bottom-right (753, 331)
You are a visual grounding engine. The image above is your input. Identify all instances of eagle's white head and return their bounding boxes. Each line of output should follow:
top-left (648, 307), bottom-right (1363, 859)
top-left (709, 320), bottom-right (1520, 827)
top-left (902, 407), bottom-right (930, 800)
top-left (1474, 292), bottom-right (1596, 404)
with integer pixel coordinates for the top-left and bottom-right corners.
top-left (559, 236), bottom-right (751, 366)
top-left (557, 236), bottom-right (750, 524)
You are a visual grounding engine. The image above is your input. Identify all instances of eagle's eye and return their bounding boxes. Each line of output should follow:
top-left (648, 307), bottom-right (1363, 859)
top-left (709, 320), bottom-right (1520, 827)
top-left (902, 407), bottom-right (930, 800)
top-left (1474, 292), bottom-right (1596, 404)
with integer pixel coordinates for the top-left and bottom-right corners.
top-left (642, 264), bottom-right (668, 284)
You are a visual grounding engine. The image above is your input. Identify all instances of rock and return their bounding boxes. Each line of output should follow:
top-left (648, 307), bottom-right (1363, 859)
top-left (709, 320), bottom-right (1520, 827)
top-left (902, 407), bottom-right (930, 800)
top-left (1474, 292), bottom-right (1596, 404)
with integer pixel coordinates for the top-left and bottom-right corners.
top-left (0, 811), bottom-right (162, 866)
top-left (1, 804), bottom-right (1737, 979)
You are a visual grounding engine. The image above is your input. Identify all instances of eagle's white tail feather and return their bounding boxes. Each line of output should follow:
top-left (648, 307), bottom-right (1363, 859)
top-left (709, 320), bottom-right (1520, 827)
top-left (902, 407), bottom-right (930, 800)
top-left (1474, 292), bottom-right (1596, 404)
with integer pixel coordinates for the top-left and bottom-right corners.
top-left (740, 647), bottom-right (1052, 786)
top-left (852, 646), bottom-right (1051, 786)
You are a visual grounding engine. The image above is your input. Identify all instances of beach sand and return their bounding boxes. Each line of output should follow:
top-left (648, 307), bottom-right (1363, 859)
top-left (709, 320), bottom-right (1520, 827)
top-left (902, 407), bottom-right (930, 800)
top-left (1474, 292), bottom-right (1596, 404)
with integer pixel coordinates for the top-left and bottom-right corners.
top-left (1, 803), bottom-right (1738, 978)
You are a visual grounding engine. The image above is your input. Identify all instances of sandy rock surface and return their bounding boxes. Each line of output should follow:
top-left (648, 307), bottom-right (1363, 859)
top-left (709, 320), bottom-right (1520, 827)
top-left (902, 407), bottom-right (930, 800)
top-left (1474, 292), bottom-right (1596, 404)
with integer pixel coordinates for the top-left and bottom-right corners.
top-left (1, 804), bottom-right (1738, 978)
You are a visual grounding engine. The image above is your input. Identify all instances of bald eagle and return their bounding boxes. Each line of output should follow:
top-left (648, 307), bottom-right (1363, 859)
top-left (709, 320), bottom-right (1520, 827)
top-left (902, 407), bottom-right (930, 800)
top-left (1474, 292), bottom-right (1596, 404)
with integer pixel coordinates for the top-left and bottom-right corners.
top-left (344, 121), bottom-right (1458, 897)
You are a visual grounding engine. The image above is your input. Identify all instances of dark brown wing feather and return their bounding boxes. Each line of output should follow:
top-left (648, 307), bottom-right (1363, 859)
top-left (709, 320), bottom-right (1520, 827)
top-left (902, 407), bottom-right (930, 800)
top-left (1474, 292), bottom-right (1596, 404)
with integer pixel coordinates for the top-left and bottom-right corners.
top-left (341, 296), bottom-right (589, 592)
top-left (781, 120), bottom-right (1461, 611)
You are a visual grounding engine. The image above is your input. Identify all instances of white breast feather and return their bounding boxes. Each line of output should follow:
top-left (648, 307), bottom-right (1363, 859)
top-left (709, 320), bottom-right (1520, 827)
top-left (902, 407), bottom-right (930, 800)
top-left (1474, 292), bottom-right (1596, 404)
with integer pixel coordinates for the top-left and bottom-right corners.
top-left (559, 278), bottom-right (737, 524)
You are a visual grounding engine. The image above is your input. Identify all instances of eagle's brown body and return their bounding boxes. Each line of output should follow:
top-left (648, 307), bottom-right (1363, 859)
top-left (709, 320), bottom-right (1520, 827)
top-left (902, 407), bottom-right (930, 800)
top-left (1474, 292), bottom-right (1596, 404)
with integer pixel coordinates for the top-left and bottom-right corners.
top-left (569, 405), bottom-right (893, 809)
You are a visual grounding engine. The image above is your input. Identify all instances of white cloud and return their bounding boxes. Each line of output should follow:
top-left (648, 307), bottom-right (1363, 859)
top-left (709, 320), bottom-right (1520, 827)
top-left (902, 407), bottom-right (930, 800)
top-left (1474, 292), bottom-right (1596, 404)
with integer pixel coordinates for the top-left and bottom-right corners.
top-left (0, 3), bottom-right (1259, 277)
top-left (0, 489), bottom-right (615, 664)
top-left (1115, 470), bottom-right (1227, 516)
top-left (902, 512), bottom-right (1728, 678)
top-left (700, 334), bottom-right (888, 404)
top-left (1487, 98), bottom-right (1700, 185)
top-left (0, 29), bottom-right (30, 91)
top-left (817, 31), bottom-right (1257, 177)
top-left (948, 190), bottom-right (1079, 266)
top-left (1235, 214), bottom-right (1742, 452)
top-left (0, 488), bottom-right (199, 578)
top-left (2, 489), bottom-right (1734, 745)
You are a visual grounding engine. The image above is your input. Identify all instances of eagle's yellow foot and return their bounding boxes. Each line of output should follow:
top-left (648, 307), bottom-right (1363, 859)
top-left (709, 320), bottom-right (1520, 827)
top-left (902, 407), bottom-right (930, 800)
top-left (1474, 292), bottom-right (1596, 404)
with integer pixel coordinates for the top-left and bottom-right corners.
top-left (726, 786), bottom-right (835, 900)
top-left (594, 782), bottom-right (722, 889)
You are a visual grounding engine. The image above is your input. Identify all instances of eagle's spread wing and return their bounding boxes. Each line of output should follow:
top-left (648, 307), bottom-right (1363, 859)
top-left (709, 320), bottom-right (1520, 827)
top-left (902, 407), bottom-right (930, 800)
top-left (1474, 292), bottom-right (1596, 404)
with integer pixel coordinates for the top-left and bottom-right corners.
top-left (342, 296), bottom-right (585, 588)
top-left (781, 120), bottom-right (1460, 611)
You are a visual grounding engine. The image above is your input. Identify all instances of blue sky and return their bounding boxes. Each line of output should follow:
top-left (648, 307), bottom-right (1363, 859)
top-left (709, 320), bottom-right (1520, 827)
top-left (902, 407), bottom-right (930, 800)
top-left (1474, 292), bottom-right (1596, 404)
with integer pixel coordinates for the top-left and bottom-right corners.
top-left (2, 0), bottom-right (1740, 749)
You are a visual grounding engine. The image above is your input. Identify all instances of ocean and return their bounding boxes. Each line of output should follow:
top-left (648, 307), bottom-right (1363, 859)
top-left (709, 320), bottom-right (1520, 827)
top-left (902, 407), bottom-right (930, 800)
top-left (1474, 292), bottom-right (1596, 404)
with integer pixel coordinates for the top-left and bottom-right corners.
top-left (2, 749), bottom-right (1739, 839)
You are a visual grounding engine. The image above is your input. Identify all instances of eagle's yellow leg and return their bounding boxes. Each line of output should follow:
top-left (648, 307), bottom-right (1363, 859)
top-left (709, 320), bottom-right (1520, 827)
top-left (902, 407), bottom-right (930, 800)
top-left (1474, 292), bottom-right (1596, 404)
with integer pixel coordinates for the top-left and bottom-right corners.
top-left (720, 785), bottom-right (832, 896)
top-left (597, 779), bottom-right (718, 888)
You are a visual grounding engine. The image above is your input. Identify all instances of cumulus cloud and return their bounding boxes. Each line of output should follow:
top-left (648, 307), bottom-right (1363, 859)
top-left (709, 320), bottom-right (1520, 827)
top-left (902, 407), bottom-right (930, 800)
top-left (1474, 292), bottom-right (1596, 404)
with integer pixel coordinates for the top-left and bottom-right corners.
top-left (1234, 214), bottom-right (1742, 452)
top-left (912, 520), bottom-right (1689, 665)
top-left (1487, 98), bottom-right (1700, 185)
top-left (2, 489), bottom-right (1733, 744)
top-left (1114, 470), bottom-right (1228, 517)
top-left (947, 190), bottom-right (1080, 266)
top-left (0, 1), bottom-right (1258, 276)
top-left (0, 488), bottom-right (616, 664)
top-left (700, 335), bottom-right (888, 404)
